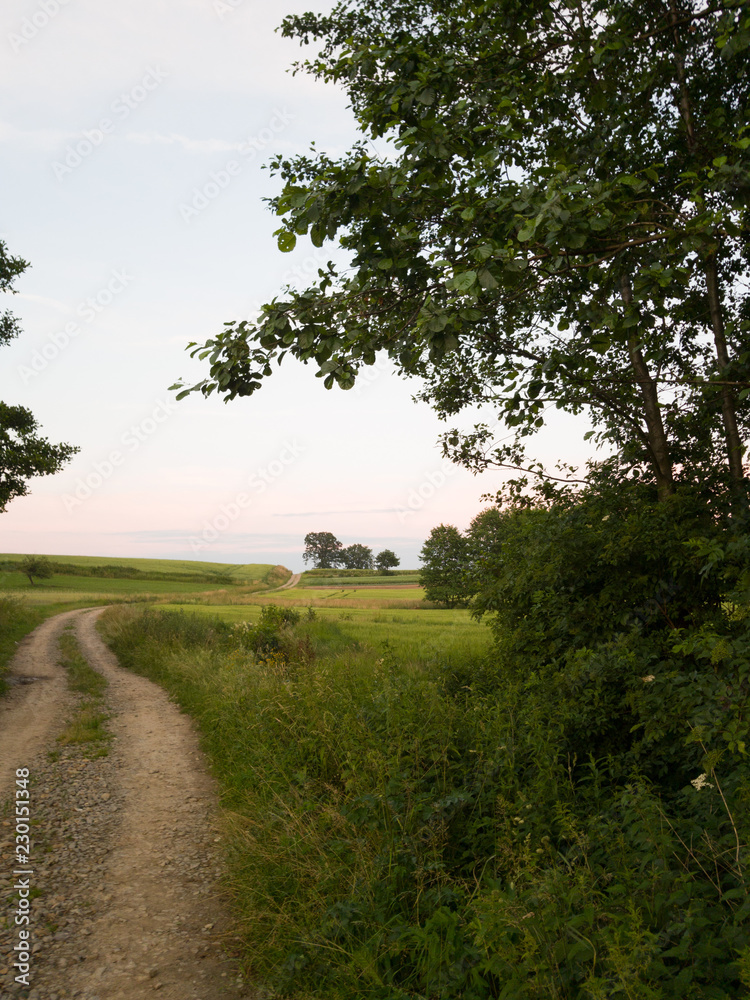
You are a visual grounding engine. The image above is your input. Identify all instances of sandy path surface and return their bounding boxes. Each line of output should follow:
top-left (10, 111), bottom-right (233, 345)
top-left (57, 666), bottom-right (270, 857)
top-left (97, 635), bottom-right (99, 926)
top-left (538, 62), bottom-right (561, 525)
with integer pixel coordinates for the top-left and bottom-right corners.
top-left (0, 609), bottom-right (82, 804)
top-left (265, 572), bottom-right (301, 592)
top-left (0, 608), bottom-right (252, 1000)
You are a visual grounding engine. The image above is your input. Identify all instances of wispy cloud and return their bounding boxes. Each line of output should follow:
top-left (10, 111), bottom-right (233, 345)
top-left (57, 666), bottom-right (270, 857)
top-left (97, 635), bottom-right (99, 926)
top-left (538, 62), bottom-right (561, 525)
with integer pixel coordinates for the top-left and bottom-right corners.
top-left (0, 120), bottom-right (70, 150)
top-left (274, 509), bottom-right (402, 517)
top-left (125, 130), bottom-right (247, 154)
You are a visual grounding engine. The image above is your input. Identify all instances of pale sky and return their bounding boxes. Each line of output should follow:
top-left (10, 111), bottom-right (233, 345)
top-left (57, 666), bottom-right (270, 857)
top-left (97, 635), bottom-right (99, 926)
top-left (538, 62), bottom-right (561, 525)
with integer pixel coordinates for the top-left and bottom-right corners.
top-left (0, 0), bottom-right (594, 571)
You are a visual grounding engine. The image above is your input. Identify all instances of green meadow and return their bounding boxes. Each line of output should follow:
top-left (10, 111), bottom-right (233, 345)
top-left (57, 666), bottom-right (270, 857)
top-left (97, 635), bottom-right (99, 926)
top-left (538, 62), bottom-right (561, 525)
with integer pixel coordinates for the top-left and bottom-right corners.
top-left (156, 602), bottom-right (489, 664)
top-left (0, 555), bottom-right (289, 605)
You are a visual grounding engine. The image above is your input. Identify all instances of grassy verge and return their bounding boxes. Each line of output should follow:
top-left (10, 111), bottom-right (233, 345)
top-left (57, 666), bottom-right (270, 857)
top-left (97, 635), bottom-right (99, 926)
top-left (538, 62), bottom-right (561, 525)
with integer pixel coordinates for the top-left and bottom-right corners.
top-left (0, 597), bottom-right (103, 695)
top-left (99, 604), bottom-right (750, 999)
top-left (56, 630), bottom-right (111, 754)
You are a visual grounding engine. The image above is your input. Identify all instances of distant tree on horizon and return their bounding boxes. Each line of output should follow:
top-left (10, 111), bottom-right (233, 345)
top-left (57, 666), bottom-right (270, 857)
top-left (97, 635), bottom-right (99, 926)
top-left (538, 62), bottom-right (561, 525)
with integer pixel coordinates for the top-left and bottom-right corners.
top-left (340, 543), bottom-right (374, 570)
top-left (19, 554), bottom-right (53, 586)
top-left (303, 531), bottom-right (344, 568)
top-left (375, 549), bottom-right (399, 574)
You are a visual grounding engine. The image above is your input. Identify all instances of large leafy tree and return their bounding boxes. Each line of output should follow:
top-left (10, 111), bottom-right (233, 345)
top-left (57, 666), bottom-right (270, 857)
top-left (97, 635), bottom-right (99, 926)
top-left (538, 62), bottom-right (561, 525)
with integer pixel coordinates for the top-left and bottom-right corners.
top-left (420, 523), bottom-right (471, 607)
top-left (0, 241), bottom-right (78, 512)
top-left (340, 542), bottom-right (374, 568)
top-left (303, 530), bottom-right (344, 567)
top-left (175, 0), bottom-right (750, 499)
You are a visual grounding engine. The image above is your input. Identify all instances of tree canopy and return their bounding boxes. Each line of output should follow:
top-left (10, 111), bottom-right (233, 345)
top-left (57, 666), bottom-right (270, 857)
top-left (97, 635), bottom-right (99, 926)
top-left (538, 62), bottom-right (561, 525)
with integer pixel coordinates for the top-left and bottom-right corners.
top-left (0, 241), bottom-right (78, 512)
top-left (375, 548), bottom-right (400, 572)
top-left (175, 0), bottom-right (750, 499)
top-left (303, 530), bottom-right (344, 567)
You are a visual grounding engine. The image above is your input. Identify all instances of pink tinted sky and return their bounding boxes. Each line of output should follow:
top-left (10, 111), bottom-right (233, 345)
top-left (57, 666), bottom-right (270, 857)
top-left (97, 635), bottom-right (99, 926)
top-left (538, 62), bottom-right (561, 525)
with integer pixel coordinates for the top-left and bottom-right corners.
top-left (0, 0), bottom-right (595, 571)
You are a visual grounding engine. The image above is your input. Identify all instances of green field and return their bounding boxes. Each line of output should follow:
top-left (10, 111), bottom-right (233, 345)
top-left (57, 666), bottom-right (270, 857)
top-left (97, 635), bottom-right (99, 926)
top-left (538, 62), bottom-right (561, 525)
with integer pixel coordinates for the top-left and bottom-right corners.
top-left (0, 553), bottom-right (278, 581)
top-left (156, 602), bottom-right (490, 663)
top-left (168, 584), bottom-right (428, 609)
top-left (0, 556), bottom-right (290, 606)
top-left (300, 569), bottom-right (421, 587)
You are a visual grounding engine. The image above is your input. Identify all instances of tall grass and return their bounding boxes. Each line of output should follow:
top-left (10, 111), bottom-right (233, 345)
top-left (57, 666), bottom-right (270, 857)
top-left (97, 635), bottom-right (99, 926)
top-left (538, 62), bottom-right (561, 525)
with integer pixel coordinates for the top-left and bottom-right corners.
top-left (100, 605), bottom-right (750, 999)
top-left (0, 597), bottom-right (48, 694)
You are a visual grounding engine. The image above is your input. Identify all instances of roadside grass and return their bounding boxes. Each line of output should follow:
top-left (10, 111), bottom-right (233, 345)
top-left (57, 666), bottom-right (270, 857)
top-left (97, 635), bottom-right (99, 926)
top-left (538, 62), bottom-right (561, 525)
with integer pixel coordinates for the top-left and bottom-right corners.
top-left (99, 601), bottom-right (750, 998)
top-left (56, 631), bottom-right (111, 755)
top-left (99, 603), bottom-right (494, 997)
top-left (0, 597), bottom-right (47, 695)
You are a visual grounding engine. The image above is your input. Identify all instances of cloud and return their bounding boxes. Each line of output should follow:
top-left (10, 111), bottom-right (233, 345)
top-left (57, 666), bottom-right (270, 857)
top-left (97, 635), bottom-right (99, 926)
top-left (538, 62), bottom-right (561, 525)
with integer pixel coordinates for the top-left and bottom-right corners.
top-left (0, 120), bottom-right (71, 150)
top-left (125, 130), bottom-right (247, 154)
top-left (275, 508), bottom-right (402, 517)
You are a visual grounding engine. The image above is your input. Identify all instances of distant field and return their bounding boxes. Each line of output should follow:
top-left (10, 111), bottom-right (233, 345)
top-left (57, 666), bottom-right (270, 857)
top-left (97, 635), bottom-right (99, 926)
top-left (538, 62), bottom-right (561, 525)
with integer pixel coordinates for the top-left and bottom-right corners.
top-left (301, 572), bottom-right (421, 588)
top-left (155, 602), bottom-right (491, 663)
top-left (172, 585), bottom-right (429, 609)
top-left (0, 557), bottom-right (290, 606)
top-left (0, 554), bottom-right (277, 582)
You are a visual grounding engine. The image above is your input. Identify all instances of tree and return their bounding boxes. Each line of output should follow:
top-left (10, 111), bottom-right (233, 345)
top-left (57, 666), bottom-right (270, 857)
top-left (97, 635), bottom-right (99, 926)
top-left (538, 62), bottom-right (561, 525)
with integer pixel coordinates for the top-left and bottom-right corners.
top-left (303, 531), bottom-right (343, 568)
top-left (375, 548), bottom-right (399, 573)
top-left (419, 524), bottom-right (471, 607)
top-left (174, 1), bottom-right (750, 502)
top-left (340, 543), bottom-right (374, 569)
top-left (19, 555), bottom-right (52, 586)
top-left (0, 241), bottom-right (77, 511)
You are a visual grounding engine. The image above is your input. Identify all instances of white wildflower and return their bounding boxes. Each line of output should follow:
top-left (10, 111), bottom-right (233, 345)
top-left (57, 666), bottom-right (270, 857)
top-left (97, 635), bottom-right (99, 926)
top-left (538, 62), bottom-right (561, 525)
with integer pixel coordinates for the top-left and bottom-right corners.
top-left (691, 773), bottom-right (713, 791)
top-left (641, 675), bottom-right (656, 683)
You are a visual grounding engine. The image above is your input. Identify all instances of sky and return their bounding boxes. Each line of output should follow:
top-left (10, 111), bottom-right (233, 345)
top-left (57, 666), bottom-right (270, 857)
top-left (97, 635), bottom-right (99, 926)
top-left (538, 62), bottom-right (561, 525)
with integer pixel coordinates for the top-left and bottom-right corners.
top-left (0, 0), bottom-right (595, 572)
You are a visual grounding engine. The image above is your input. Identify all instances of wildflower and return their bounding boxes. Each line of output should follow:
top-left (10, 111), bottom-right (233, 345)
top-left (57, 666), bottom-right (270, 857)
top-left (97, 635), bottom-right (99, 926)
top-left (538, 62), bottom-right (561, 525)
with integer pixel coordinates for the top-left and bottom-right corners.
top-left (691, 773), bottom-right (713, 791)
top-left (641, 674), bottom-right (655, 683)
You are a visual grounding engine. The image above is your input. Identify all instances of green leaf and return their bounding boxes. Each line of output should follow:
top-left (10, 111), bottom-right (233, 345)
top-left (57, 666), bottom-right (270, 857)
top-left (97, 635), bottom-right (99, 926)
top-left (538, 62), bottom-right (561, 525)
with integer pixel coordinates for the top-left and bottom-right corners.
top-left (276, 230), bottom-right (297, 253)
top-left (477, 268), bottom-right (498, 289)
top-left (448, 271), bottom-right (478, 292)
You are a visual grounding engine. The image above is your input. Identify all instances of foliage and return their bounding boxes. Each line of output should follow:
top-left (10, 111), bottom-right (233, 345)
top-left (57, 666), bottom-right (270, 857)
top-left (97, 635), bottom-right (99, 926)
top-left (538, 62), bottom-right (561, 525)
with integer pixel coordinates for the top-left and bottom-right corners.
top-left (303, 531), bottom-right (344, 568)
top-left (375, 548), bottom-right (400, 573)
top-left (233, 602), bottom-right (302, 661)
top-left (419, 523), bottom-right (472, 607)
top-left (18, 555), bottom-right (52, 585)
top-left (174, 0), bottom-right (750, 497)
top-left (339, 542), bottom-right (374, 569)
top-left (102, 599), bottom-right (750, 999)
top-left (0, 241), bottom-right (78, 511)
top-left (0, 597), bottom-right (45, 695)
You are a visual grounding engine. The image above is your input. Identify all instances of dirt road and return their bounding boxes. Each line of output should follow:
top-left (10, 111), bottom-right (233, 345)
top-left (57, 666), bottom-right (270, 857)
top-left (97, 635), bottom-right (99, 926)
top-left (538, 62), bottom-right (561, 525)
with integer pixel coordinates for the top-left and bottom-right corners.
top-left (0, 608), bottom-right (252, 1000)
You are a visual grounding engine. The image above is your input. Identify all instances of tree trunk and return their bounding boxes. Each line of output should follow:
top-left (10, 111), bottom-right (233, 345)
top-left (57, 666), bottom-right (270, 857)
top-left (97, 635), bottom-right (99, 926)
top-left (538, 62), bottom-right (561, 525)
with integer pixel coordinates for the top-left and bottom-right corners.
top-left (621, 278), bottom-right (675, 500)
top-left (669, 3), bottom-right (744, 483)
top-left (706, 255), bottom-right (745, 483)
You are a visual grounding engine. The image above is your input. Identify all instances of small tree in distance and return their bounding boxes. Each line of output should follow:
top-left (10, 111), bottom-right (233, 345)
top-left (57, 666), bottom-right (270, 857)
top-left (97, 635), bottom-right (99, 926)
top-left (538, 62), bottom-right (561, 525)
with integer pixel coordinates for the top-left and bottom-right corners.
top-left (375, 549), bottom-right (399, 574)
top-left (303, 531), bottom-right (343, 569)
top-left (19, 555), bottom-right (52, 586)
top-left (340, 543), bottom-right (374, 570)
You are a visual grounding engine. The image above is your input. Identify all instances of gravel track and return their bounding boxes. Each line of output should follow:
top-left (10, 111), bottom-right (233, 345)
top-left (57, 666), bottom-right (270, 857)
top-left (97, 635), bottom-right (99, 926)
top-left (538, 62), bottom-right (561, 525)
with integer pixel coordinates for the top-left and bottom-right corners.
top-left (0, 608), bottom-right (253, 1000)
